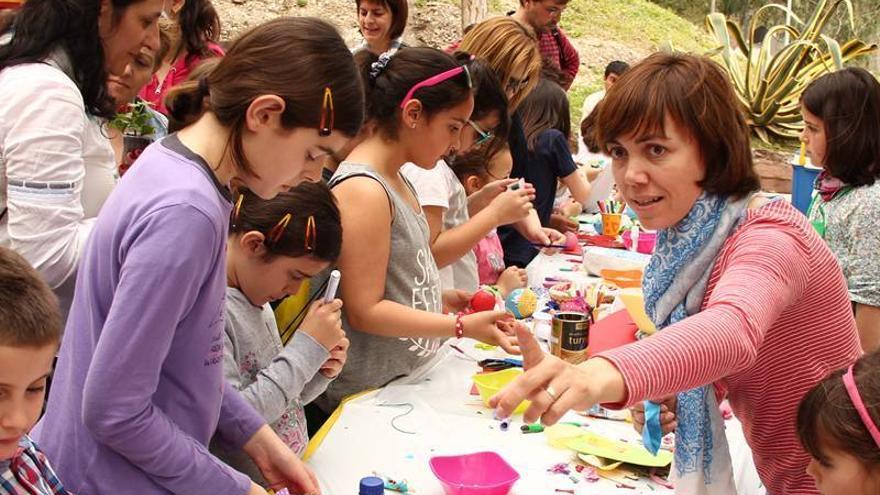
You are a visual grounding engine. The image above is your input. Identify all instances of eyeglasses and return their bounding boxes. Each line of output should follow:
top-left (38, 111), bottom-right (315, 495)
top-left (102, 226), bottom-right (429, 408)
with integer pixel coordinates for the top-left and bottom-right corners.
top-left (485, 166), bottom-right (510, 181)
top-left (231, 193), bottom-right (317, 252)
top-left (399, 65), bottom-right (473, 109)
top-left (505, 76), bottom-right (530, 94)
top-left (467, 120), bottom-right (494, 146)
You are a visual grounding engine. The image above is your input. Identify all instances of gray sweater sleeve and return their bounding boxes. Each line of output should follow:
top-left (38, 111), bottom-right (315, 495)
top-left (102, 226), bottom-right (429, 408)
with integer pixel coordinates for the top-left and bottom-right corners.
top-left (223, 309), bottom-right (330, 425)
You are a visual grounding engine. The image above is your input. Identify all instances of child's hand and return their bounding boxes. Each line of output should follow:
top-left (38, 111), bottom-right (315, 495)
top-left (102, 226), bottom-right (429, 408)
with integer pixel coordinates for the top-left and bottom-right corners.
top-left (489, 187), bottom-right (533, 226)
top-left (299, 299), bottom-right (344, 351)
top-left (442, 289), bottom-right (473, 314)
top-left (631, 396), bottom-right (678, 435)
top-left (461, 311), bottom-right (520, 355)
top-left (496, 266), bottom-right (527, 297)
top-left (549, 213), bottom-right (578, 234)
top-left (319, 337), bottom-right (350, 378)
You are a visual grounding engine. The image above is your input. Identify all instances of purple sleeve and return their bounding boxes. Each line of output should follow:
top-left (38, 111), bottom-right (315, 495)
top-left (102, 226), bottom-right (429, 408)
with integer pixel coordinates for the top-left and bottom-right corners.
top-left (80, 205), bottom-right (252, 495)
top-left (215, 380), bottom-right (266, 449)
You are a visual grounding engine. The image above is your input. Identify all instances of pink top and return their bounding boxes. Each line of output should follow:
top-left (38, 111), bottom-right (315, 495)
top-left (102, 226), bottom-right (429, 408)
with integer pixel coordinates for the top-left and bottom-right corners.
top-left (139, 43), bottom-right (225, 115)
top-left (599, 200), bottom-right (862, 495)
top-left (474, 229), bottom-right (505, 285)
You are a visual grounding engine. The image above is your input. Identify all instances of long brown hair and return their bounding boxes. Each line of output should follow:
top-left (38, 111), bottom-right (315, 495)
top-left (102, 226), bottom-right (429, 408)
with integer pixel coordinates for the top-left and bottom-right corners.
top-left (596, 52), bottom-right (760, 199)
top-left (165, 17), bottom-right (364, 178)
top-left (459, 17), bottom-right (541, 111)
top-left (518, 78), bottom-right (570, 152)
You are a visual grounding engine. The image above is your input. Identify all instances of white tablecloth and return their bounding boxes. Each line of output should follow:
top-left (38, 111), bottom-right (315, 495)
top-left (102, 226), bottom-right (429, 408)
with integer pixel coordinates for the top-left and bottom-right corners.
top-left (308, 234), bottom-right (767, 495)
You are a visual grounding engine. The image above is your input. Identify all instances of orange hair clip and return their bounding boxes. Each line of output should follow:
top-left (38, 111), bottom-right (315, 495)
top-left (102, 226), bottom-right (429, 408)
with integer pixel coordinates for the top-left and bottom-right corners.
top-left (305, 215), bottom-right (316, 252)
top-left (267, 213), bottom-right (292, 245)
top-left (231, 193), bottom-right (245, 229)
top-left (319, 87), bottom-right (334, 136)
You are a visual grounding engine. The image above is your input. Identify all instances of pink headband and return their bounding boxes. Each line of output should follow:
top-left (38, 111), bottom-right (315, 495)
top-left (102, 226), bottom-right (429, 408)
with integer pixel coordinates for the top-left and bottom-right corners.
top-left (843, 364), bottom-right (880, 449)
top-left (399, 65), bottom-right (472, 109)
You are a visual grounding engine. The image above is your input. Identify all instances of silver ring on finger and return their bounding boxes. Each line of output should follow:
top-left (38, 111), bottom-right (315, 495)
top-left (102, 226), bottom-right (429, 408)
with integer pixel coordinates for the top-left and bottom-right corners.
top-left (545, 385), bottom-right (558, 402)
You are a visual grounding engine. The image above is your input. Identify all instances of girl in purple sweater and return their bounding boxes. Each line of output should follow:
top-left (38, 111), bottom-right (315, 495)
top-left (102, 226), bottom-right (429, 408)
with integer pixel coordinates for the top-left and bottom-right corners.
top-left (34, 17), bottom-right (363, 495)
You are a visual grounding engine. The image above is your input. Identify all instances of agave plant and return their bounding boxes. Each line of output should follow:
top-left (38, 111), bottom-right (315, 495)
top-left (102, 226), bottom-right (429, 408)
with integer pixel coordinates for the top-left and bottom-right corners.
top-left (706, 0), bottom-right (878, 143)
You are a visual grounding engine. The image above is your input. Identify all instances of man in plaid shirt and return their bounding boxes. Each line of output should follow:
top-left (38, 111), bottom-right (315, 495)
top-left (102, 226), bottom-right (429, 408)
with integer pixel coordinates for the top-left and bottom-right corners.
top-left (511, 0), bottom-right (580, 90)
top-left (0, 247), bottom-right (68, 495)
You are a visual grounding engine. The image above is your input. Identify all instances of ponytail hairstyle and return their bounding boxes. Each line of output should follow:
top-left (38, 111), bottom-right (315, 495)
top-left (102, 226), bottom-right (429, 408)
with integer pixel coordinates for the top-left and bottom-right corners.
top-left (165, 17), bottom-right (365, 178)
top-left (354, 46), bottom-right (473, 141)
top-left (230, 182), bottom-right (342, 262)
top-left (0, 0), bottom-right (145, 119)
top-left (172, 0), bottom-right (221, 60)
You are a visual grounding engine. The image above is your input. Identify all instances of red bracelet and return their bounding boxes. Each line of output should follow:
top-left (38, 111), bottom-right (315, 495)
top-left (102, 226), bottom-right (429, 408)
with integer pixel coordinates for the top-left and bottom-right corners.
top-left (455, 312), bottom-right (465, 339)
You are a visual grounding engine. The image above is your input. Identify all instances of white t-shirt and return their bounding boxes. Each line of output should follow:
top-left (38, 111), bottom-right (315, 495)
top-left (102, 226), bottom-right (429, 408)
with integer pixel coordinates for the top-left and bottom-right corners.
top-left (580, 89), bottom-right (606, 126)
top-left (401, 160), bottom-right (479, 292)
top-left (0, 57), bottom-right (117, 316)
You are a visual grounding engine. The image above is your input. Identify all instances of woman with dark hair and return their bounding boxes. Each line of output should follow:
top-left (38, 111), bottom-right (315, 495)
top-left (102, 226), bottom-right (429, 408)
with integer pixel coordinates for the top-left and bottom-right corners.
top-left (492, 53), bottom-right (861, 495)
top-left (0, 0), bottom-right (162, 317)
top-left (353, 0), bottom-right (407, 56)
top-left (500, 78), bottom-right (591, 266)
top-left (139, 0), bottom-right (223, 114)
top-left (802, 68), bottom-right (880, 353)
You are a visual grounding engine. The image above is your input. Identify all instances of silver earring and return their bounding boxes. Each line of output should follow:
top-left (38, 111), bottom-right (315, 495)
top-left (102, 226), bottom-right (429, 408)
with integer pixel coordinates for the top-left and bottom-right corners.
top-left (411, 122), bottom-right (417, 128)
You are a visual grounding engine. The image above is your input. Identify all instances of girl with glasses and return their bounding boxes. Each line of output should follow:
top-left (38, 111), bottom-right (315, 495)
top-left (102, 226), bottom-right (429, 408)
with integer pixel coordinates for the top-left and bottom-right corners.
top-left (400, 55), bottom-right (531, 294)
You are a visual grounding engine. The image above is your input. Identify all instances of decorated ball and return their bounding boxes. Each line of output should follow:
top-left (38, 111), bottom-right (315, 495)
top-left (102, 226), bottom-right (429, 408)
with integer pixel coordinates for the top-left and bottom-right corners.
top-left (505, 288), bottom-right (538, 319)
top-left (470, 288), bottom-right (498, 313)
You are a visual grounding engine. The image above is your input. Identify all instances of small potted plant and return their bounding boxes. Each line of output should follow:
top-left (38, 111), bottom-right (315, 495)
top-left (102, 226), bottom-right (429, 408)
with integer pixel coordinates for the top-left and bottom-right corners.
top-left (109, 99), bottom-right (157, 159)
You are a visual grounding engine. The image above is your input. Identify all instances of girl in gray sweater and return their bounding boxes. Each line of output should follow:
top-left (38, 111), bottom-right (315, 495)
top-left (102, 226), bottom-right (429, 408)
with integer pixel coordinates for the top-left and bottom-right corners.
top-left (211, 183), bottom-right (348, 485)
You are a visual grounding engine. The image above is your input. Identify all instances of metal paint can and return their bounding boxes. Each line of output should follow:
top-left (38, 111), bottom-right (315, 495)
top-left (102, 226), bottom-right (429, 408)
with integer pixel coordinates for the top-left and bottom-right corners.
top-left (550, 311), bottom-right (590, 363)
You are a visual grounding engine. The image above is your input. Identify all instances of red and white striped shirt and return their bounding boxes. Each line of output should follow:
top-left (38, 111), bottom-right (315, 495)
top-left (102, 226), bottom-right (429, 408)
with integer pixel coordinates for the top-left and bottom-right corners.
top-left (599, 200), bottom-right (862, 495)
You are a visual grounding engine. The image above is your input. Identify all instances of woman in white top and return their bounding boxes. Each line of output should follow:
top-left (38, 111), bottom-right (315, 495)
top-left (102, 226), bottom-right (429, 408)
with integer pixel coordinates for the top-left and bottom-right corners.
top-left (0, 0), bottom-right (162, 316)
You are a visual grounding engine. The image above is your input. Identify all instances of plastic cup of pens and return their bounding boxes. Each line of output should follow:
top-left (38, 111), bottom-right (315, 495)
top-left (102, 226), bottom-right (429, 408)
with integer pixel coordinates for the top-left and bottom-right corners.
top-left (600, 213), bottom-right (622, 237)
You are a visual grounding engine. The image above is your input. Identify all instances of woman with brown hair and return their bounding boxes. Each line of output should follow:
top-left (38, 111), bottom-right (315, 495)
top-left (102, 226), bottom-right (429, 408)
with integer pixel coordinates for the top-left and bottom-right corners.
top-left (460, 16), bottom-right (566, 254)
top-left (492, 53), bottom-right (861, 495)
top-left (353, 0), bottom-right (407, 56)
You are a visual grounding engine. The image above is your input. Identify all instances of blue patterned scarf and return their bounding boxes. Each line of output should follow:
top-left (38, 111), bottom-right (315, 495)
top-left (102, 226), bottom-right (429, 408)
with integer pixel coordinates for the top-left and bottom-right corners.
top-left (641, 192), bottom-right (750, 482)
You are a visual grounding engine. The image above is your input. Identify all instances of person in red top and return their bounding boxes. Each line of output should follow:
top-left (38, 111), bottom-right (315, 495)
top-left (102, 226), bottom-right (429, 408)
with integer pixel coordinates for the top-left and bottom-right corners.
top-left (509, 0), bottom-right (579, 90)
top-left (139, 0), bottom-right (223, 115)
top-left (492, 53), bottom-right (862, 495)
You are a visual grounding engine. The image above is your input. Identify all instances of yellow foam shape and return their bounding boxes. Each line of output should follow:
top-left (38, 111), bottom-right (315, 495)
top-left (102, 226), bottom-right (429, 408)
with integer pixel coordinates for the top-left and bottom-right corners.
top-left (578, 453), bottom-right (623, 471)
top-left (564, 430), bottom-right (672, 468)
top-left (544, 424), bottom-right (586, 448)
top-left (618, 288), bottom-right (657, 335)
top-left (472, 368), bottom-right (531, 415)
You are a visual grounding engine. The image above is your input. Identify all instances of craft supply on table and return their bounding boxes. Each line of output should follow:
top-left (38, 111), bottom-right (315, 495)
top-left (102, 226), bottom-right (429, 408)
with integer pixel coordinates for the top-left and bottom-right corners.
top-left (472, 368), bottom-right (530, 414)
top-left (359, 476), bottom-right (385, 495)
top-left (470, 287), bottom-right (500, 312)
top-left (504, 288), bottom-right (538, 318)
top-left (601, 212), bottom-right (623, 236)
top-left (551, 312), bottom-right (591, 364)
top-left (430, 452), bottom-right (520, 495)
top-left (521, 424), bottom-right (545, 433)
